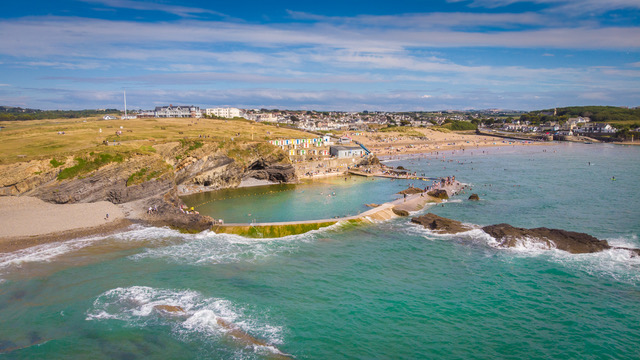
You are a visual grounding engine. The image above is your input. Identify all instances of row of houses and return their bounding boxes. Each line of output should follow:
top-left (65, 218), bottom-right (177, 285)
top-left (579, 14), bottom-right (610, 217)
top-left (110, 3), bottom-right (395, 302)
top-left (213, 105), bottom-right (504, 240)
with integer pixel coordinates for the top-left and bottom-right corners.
top-left (118, 106), bottom-right (245, 119)
top-left (268, 137), bottom-right (328, 148)
top-left (285, 146), bottom-right (366, 158)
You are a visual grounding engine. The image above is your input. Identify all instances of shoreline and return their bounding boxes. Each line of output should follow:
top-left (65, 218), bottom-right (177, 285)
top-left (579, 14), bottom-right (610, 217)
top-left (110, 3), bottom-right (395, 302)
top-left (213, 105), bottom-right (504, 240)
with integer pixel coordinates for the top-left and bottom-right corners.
top-left (212, 181), bottom-right (465, 237)
top-left (0, 140), bottom-right (554, 252)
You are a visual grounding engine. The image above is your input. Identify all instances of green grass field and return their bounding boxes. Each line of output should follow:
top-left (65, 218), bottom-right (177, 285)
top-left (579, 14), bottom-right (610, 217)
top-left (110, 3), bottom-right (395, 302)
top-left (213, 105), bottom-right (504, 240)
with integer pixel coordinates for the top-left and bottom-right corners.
top-left (0, 116), bottom-right (312, 164)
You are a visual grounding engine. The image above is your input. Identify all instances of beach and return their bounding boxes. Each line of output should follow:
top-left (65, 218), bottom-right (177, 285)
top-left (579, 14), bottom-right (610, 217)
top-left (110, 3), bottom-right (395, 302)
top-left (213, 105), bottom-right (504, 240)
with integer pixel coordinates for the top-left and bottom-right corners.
top-left (0, 196), bottom-right (129, 252)
top-left (353, 128), bottom-right (541, 156)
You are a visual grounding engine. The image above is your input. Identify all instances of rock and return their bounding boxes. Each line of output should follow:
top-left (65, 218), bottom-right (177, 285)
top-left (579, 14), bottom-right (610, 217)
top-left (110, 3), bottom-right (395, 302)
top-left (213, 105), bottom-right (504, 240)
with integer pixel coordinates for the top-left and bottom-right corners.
top-left (154, 305), bottom-right (185, 313)
top-left (481, 223), bottom-right (611, 254)
top-left (392, 208), bottom-right (410, 217)
top-left (29, 159), bottom-right (174, 204)
top-left (427, 189), bottom-right (449, 199)
top-left (177, 154), bottom-right (241, 187)
top-left (468, 193), bottom-right (480, 201)
top-left (144, 190), bottom-right (215, 232)
top-left (396, 166), bottom-right (406, 170)
top-left (245, 159), bottom-right (297, 183)
top-left (408, 214), bottom-right (640, 256)
top-left (397, 187), bottom-right (424, 195)
top-left (410, 213), bottom-right (473, 234)
top-left (358, 156), bottom-right (381, 166)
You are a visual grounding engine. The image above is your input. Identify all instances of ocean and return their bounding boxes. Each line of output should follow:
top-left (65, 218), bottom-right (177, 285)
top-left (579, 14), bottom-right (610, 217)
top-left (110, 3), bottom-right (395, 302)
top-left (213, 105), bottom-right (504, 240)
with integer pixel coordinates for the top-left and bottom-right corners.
top-left (1, 143), bottom-right (639, 359)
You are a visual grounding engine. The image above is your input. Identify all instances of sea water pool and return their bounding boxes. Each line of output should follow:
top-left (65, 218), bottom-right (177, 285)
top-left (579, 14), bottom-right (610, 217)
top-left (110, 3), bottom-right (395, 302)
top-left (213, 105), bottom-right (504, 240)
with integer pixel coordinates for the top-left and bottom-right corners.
top-left (181, 175), bottom-right (424, 223)
top-left (0, 143), bottom-right (639, 359)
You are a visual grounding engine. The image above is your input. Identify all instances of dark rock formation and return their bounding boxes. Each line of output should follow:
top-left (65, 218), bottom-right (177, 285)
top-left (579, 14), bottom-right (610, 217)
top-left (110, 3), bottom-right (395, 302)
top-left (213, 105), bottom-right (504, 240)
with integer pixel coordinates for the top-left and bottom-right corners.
top-left (427, 189), bottom-right (449, 199)
top-left (397, 187), bottom-right (424, 195)
top-left (481, 224), bottom-right (611, 254)
top-left (245, 159), bottom-right (296, 183)
top-left (411, 213), bottom-right (473, 234)
top-left (358, 156), bottom-right (381, 166)
top-left (468, 193), bottom-right (480, 201)
top-left (176, 154), bottom-right (242, 187)
top-left (396, 166), bottom-right (406, 170)
top-left (392, 208), bottom-right (410, 217)
top-left (410, 213), bottom-right (640, 256)
top-left (143, 190), bottom-right (214, 232)
top-left (30, 163), bottom-right (174, 204)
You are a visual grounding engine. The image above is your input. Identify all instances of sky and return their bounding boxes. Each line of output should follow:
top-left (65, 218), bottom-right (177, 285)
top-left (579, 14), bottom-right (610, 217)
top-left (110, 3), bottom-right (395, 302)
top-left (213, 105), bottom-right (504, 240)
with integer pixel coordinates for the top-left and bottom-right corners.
top-left (0, 0), bottom-right (639, 111)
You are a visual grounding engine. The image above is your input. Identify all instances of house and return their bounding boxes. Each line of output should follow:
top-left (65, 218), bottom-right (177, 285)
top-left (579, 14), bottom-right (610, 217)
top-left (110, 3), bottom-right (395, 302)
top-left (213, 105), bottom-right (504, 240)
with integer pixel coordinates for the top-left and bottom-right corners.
top-left (575, 123), bottom-right (617, 134)
top-left (205, 107), bottom-right (244, 118)
top-left (330, 145), bottom-right (365, 158)
top-left (155, 105), bottom-right (202, 118)
top-left (103, 115), bottom-right (117, 120)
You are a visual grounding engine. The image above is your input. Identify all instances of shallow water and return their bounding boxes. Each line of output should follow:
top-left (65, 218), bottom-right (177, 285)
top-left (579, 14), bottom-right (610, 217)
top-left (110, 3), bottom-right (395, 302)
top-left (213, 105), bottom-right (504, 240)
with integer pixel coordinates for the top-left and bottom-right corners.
top-left (1, 143), bottom-right (639, 359)
top-left (181, 176), bottom-right (416, 223)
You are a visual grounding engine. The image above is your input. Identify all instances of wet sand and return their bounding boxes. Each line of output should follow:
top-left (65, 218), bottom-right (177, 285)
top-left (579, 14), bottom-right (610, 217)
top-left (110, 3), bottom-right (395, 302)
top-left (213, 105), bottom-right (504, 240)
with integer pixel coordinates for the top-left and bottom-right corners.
top-left (0, 197), bottom-right (130, 252)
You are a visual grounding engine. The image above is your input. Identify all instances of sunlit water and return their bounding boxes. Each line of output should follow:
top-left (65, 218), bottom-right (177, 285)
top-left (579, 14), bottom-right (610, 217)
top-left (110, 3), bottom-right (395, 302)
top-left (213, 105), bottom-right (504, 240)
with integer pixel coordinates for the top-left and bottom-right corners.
top-left (1, 143), bottom-right (639, 359)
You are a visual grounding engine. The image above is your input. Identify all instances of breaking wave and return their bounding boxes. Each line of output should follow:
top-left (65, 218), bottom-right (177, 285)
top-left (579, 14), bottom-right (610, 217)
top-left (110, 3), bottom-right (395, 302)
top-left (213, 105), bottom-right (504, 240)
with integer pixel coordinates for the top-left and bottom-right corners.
top-left (87, 286), bottom-right (286, 358)
top-left (405, 221), bottom-right (640, 284)
top-left (131, 227), bottom-right (325, 265)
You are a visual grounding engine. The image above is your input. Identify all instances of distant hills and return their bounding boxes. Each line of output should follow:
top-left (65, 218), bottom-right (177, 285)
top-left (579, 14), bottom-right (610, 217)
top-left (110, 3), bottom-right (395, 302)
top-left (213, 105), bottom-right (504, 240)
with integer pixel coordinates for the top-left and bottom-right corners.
top-left (0, 106), bottom-right (119, 121)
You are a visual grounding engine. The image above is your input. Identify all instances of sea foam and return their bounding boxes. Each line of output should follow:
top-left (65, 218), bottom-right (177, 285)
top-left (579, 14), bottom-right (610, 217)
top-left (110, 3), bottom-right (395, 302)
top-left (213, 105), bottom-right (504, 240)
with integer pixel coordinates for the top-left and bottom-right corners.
top-left (87, 286), bottom-right (284, 355)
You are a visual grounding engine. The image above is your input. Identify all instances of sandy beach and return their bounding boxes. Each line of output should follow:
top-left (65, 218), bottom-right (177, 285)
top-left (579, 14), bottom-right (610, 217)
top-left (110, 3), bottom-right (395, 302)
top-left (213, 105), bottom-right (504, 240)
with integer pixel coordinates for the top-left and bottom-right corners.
top-left (0, 196), bottom-right (130, 252)
top-left (352, 128), bottom-right (542, 156)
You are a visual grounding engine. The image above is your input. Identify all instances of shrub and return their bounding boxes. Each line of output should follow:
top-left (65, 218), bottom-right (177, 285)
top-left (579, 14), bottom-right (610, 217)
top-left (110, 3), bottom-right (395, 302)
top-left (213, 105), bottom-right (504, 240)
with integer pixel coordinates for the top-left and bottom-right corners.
top-left (50, 158), bottom-right (65, 168)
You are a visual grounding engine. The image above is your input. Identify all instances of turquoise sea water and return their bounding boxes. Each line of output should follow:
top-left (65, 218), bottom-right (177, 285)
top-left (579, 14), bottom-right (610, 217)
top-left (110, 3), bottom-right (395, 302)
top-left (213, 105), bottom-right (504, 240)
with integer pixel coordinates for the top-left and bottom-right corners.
top-left (1, 143), bottom-right (639, 359)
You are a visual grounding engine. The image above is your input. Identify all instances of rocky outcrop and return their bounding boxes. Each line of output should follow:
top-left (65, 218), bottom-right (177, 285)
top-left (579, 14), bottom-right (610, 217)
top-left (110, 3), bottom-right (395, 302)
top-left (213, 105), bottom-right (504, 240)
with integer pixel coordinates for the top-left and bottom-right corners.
top-left (427, 189), bottom-right (449, 199)
top-left (0, 159), bottom-right (63, 196)
top-left (141, 190), bottom-right (215, 232)
top-left (392, 208), bottom-right (410, 217)
top-left (397, 187), bottom-right (424, 195)
top-left (411, 213), bottom-right (473, 234)
top-left (468, 193), bottom-right (480, 201)
top-left (28, 158), bottom-right (174, 204)
top-left (410, 214), bottom-right (640, 256)
top-left (481, 224), bottom-right (611, 254)
top-left (358, 156), bottom-right (381, 166)
top-left (244, 159), bottom-right (296, 183)
top-left (175, 154), bottom-right (241, 187)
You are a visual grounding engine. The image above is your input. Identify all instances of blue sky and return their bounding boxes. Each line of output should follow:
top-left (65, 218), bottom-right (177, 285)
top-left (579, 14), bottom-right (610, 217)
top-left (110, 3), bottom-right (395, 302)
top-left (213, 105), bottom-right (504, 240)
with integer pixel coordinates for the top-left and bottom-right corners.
top-left (1, 0), bottom-right (639, 111)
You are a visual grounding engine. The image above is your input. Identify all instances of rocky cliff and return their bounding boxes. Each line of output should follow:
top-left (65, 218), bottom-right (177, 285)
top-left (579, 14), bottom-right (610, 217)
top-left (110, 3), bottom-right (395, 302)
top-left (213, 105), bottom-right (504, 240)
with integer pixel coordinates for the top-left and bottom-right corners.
top-left (0, 141), bottom-right (297, 232)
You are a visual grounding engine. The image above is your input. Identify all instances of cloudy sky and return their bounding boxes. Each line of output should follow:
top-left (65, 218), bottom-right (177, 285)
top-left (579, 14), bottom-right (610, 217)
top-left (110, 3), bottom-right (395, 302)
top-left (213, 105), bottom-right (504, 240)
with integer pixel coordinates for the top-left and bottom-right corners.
top-left (1, 0), bottom-right (639, 111)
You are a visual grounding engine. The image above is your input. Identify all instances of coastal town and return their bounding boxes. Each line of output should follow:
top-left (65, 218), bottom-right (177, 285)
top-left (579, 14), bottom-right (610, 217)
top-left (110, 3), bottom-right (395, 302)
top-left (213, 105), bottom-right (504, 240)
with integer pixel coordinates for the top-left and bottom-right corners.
top-left (100, 104), bottom-right (638, 135)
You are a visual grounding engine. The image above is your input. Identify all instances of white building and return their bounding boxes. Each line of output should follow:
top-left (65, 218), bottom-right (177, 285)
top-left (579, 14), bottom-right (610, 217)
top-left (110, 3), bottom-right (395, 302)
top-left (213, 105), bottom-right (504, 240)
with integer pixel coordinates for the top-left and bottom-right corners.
top-left (155, 105), bottom-right (202, 118)
top-left (330, 145), bottom-right (365, 158)
top-left (205, 107), bottom-right (244, 119)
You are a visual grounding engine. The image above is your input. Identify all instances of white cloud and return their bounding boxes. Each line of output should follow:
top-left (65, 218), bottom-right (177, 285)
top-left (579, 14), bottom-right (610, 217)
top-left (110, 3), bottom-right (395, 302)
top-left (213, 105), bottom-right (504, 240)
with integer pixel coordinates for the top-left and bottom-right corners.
top-left (25, 61), bottom-right (106, 70)
top-left (422, 95), bottom-right (432, 98)
top-left (79, 0), bottom-right (226, 18)
top-left (1, 16), bottom-right (638, 65)
top-left (450, 0), bottom-right (640, 13)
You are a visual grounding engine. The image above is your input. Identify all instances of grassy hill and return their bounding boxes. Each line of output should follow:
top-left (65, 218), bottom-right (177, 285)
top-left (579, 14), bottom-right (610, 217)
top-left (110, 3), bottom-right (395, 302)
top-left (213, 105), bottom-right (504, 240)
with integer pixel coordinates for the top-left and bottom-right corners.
top-left (0, 116), bottom-right (312, 165)
top-left (526, 106), bottom-right (640, 130)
